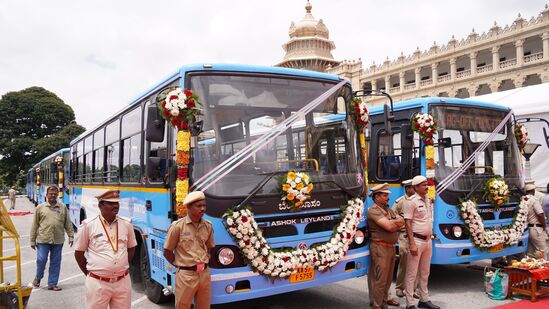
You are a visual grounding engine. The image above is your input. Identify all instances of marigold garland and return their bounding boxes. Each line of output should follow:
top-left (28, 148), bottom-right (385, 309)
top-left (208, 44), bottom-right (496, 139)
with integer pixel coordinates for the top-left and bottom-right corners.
top-left (223, 197), bottom-right (364, 278)
top-left (156, 87), bottom-right (201, 217)
top-left (456, 196), bottom-right (528, 249)
top-left (425, 145), bottom-right (436, 200)
top-left (55, 156), bottom-right (64, 199)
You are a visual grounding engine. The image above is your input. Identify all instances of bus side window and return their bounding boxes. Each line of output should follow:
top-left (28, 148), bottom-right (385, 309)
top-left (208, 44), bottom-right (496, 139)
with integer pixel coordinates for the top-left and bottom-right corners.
top-left (376, 130), bottom-right (402, 181)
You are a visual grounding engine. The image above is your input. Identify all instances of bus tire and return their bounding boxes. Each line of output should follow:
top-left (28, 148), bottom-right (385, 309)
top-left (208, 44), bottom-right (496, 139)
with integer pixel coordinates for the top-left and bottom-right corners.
top-left (140, 242), bottom-right (171, 304)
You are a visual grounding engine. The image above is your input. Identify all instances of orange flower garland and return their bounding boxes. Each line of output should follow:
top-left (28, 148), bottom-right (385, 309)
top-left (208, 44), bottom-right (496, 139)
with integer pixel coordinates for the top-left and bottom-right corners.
top-left (156, 87), bottom-right (201, 217)
top-left (55, 156), bottom-right (64, 198)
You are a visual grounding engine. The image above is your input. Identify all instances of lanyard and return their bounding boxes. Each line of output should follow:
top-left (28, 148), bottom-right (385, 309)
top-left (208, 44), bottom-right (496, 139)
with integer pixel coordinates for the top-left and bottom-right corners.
top-left (99, 217), bottom-right (118, 253)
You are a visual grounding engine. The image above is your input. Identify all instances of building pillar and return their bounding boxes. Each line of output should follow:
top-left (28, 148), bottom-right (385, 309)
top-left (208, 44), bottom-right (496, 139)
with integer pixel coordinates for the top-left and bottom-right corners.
top-left (515, 39), bottom-right (524, 66)
top-left (371, 79), bottom-right (377, 92)
top-left (385, 75), bottom-right (390, 91)
top-left (450, 57), bottom-right (457, 81)
top-left (542, 32), bottom-right (549, 60)
top-left (431, 63), bottom-right (438, 86)
top-left (415, 67), bottom-right (421, 89)
top-left (399, 72), bottom-right (405, 92)
top-left (470, 51), bottom-right (478, 77)
top-left (492, 46), bottom-right (500, 72)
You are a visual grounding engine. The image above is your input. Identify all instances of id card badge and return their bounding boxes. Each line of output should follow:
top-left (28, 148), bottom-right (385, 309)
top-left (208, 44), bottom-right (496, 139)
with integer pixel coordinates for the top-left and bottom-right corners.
top-left (196, 263), bottom-right (205, 272)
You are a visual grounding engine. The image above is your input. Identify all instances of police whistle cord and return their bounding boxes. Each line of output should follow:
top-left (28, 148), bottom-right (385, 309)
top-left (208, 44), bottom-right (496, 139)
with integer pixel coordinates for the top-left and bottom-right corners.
top-left (436, 110), bottom-right (513, 195)
top-left (193, 80), bottom-right (347, 192)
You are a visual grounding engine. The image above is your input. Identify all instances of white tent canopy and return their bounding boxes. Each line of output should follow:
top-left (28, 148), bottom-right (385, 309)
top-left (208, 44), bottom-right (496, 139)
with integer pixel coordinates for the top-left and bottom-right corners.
top-left (467, 83), bottom-right (549, 191)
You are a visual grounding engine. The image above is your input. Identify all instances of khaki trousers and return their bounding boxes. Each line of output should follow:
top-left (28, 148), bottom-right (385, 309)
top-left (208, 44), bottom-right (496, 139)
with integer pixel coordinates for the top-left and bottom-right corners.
top-left (368, 242), bottom-right (396, 309)
top-left (85, 274), bottom-right (131, 309)
top-left (396, 234), bottom-right (419, 294)
top-left (175, 268), bottom-right (211, 309)
top-left (527, 227), bottom-right (548, 258)
top-left (405, 238), bottom-right (432, 307)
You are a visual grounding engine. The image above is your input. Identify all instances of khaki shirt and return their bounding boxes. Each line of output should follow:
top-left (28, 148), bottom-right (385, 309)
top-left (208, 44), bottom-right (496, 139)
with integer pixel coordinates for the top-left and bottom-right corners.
top-left (30, 202), bottom-right (74, 246)
top-left (8, 189), bottom-right (16, 199)
top-left (164, 215), bottom-right (215, 267)
top-left (74, 215), bottom-right (137, 277)
top-left (392, 194), bottom-right (413, 233)
top-left (403, 193), bottom-right (434, 236)
top-left (526, 195), bottom-right (544, 225)
top-left (367, 203), bottom-right (400, 244)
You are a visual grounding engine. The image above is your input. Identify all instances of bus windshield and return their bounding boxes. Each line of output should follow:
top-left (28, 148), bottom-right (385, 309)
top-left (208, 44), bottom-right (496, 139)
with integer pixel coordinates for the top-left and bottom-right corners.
top-left (189, 73), bottom-right (361, 198)
top-left (430, 104), bottom-right (522, 192)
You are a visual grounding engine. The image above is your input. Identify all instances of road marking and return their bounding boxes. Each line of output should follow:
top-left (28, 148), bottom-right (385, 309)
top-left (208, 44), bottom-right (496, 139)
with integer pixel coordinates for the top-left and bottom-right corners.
top-left (131, 296), bottom-right (148, 306)
top-left (31, 273), bottom-right (84, 292)
top-left (3, 250), bottom-right (74, 270)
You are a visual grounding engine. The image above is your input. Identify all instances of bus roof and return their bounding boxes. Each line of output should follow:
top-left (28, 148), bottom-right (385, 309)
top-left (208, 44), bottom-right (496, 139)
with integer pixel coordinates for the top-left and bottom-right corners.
top-left (72, 63), bottom-right (344, 145)
top-left (368, 97), bottom-right (512, 115)
top-left (40, 148), bottom-right (70, 163)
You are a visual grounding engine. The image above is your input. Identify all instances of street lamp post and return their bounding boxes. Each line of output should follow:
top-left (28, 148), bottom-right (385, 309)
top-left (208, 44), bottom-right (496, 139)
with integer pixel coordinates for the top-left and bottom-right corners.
top-left (522, 143), bottom-right (541, 180)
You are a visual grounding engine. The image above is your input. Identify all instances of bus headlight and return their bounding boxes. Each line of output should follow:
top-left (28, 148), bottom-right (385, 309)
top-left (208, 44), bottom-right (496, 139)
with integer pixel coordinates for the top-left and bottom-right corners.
top-left (217, 247), bottom-right (235, 266)
top-left (452, 225), bottom-right (463, 238)
top-left (354, 230), bottom-right (365, 245)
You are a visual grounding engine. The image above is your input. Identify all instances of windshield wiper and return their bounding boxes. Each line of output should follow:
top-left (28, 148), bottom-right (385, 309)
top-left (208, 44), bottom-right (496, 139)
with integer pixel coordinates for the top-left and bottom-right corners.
top-left (314, 180), bottom-right (356, 198)
top-left (236, 170), bottom-right (297, 211)
top-left (464, 180), bottom-right (483, 201)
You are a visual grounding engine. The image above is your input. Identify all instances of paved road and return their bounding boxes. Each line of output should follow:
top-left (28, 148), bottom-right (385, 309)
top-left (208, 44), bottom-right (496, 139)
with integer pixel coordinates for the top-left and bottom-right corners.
top-left (2, 197), bottom-right (520, 308)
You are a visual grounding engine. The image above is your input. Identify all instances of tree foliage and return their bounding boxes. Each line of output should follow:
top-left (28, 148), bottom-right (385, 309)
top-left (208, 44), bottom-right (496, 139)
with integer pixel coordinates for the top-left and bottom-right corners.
top-left (0, 87), bottom-right (86, 186)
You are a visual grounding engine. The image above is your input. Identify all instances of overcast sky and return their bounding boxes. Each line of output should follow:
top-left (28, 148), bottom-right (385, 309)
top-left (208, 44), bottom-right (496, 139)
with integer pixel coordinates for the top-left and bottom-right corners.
top-left (0, 0), bottom-right (546, 130)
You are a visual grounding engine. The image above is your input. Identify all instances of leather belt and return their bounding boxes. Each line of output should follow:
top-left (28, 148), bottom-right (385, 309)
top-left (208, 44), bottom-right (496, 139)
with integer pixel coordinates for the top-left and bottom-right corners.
top-left (528, 224), bottom-right (543, 227)
top-left (413, 233), bottom-right (429, 240)
top-left (371, 239), bottom-right (395, 247)
top-left (178, 264), bottom-right (208, 271)
top-left (88, 270), bottom-right (128, 283)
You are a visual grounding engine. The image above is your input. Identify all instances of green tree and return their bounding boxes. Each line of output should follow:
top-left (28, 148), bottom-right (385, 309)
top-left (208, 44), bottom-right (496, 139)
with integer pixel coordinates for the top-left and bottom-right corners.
top-left (0, 87), bottom-right (86, 186)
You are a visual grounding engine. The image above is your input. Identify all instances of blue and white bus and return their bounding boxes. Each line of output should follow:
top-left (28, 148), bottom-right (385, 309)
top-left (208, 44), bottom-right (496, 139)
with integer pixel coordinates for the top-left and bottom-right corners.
top-left (68, 64), bottom-right (368, 304)
top-left (27, 148), bottom-right (71, 205)
top-left (366, 96), bottom-right (527, 263)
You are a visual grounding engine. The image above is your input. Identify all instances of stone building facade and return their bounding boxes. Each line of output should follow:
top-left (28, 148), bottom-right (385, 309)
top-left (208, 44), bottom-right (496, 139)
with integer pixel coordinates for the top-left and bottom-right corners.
top-left (277, 1), bottom-right (340, 72)
top-left (325, 6), bottom-right (549, 105)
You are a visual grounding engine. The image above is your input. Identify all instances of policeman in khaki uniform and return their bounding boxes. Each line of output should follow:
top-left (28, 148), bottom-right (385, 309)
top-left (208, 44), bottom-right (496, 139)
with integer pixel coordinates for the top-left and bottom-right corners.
top-left (367, 183), bottom-right (405, 309)
top-left (74, 190), bottom-right (138, 309)
top-left (525, 180), bottom-right (546, 204)
top-left (403, 176), bottom-right (439, 309)
top-left (392, 179), bottom-right (416, 298)
top-left (164, 191), bottom-right (215, 309)
top-left (525, 183), bottom-right (547, 257)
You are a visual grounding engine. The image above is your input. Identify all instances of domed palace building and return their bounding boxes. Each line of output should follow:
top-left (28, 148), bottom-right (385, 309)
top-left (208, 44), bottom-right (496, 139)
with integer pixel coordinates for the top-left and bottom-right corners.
top-left (278, 2), bottom-right (549, 106)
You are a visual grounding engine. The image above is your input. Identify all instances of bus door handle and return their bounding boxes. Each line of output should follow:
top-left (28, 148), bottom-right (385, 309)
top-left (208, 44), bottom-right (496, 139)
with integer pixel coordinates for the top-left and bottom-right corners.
top-left (146, 200), bottom-right (152, 211)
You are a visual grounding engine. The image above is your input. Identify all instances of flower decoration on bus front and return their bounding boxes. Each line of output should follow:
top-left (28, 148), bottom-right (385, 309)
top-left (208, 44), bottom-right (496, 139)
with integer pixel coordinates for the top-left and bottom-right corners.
top-left (156, 87), bottom-right (201, 130)
top-left (411, 112), bottom-right (437, 145)
top-left (482, 177), bottom-right (509, 209)
top-left (156, 86), bottom-right (201, 217)
top-left (223, 197), bottom-right (364, 278)
top-left (55, 156), bottom-right (64, 199)
top-left (425, 145), bottom-right (436, 200)
top-left (281, 171), bottom-right (313, 212)
top-left (349, 97), bottom-right (369, 130)
top-left (456, 196), bottom-right (528, 249)
top-left (514, 124), bottom-right (529, 151)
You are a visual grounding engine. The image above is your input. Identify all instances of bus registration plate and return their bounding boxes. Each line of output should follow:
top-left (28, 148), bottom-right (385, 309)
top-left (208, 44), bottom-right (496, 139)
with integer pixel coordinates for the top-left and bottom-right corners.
top-left (488, 243), bottom-right (504, 253)
top-left (290, 267), bottom-right (314, 283)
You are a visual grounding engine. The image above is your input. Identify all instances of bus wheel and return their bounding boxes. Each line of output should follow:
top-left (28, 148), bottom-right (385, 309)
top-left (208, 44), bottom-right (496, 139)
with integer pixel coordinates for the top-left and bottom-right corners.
top-left (140, 243), bottom-right (171, 303)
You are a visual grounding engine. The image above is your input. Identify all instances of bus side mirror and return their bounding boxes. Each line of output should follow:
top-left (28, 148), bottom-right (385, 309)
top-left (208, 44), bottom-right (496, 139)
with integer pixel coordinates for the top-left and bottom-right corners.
top-left (383, 104), bottom-right (394, 135)
top-left (439, 137), bottom-right (452, 148)
top-left (146, 105), bottom-right (165, 142)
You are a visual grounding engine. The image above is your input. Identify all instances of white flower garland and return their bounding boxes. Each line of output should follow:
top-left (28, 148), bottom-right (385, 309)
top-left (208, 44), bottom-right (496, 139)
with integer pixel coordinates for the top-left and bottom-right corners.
top-left (457, 196), bottom-right (529, 248)
top-left (224, 197), bottom-right (364, 278)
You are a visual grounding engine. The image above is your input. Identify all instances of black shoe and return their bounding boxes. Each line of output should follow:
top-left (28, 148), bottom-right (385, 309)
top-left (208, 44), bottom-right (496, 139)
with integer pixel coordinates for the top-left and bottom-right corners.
top-left (406, 306), bottom-right (417, 309)
top-left (418, 301), bottom-right (440, 309)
